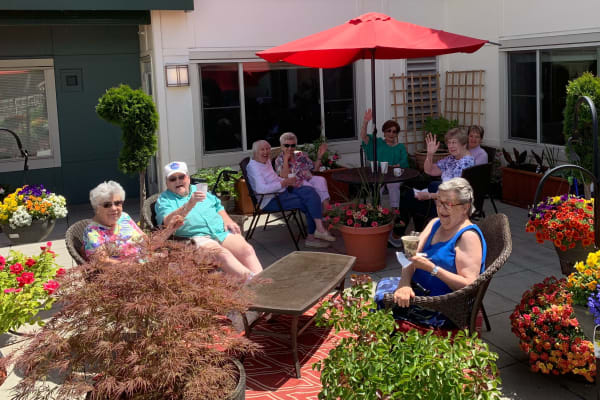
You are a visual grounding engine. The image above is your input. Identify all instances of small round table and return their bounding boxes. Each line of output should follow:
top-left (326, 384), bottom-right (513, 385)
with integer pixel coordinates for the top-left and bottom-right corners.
top-left (332, 167), bottom-right (420, 185)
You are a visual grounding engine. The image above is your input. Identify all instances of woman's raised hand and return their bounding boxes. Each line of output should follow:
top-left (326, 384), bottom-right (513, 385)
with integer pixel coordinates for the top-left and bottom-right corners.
top-left (425, 132), bottom-right (439, 154)
top-left (363, 108), bottom-right (373, 124)
top-left (317, 142), bottom-right (328, 158)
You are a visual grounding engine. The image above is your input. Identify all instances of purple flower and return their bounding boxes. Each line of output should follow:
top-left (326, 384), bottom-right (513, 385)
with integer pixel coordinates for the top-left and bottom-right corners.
top-left (587, 290), bottom-right (600, 325)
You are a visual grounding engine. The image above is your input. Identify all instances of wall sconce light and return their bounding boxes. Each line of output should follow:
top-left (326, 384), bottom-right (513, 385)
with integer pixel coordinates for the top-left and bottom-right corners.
top-left (165, 64), bottom-right (189, 87)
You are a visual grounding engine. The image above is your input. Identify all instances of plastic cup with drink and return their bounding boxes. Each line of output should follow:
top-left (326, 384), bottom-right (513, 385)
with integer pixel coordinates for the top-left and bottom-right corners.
top-left (287, 173), bottom-right (296, 192)
top-left (195, 181), bottom-right (208, 202)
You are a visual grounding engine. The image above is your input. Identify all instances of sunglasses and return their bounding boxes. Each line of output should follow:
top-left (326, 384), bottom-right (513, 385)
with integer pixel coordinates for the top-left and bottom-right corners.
top-left (168, 174), bottom-right (186, 182)
top-left (102, 200), bottom-right (124, 208)
top-left (283, 143), bottom-right (297, 148)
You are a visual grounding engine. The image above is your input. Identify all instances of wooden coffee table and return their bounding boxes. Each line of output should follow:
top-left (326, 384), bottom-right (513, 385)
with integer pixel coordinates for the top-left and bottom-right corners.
top-left (243, 251), bottom-right (356, 378)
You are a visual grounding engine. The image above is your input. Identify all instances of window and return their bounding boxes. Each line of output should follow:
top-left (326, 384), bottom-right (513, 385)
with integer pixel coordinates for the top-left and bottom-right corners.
top-left (508, 48), bottom-right (599, 145)
top-left (199, 62), bottom-right (355, 153)
top-left (0, 59), bottom-right (60, 171)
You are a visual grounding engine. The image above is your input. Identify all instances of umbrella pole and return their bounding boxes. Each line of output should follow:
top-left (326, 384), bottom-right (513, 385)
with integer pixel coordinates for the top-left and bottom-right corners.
top-left (370, 50), bottom-right (377, 168)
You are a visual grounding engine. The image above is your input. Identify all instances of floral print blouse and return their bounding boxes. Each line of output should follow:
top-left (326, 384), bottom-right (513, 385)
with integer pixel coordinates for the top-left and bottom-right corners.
top-left (436, 155), bottom-right (475, 182)
top-left (83, 212), bottom-right (144, 259)
top-left (274, 151), bottom-right (314, 187)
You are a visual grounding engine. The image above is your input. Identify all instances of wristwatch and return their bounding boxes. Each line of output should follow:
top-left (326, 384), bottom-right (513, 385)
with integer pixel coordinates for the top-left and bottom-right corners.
top-left (430, 265), bottom-right (440, 276)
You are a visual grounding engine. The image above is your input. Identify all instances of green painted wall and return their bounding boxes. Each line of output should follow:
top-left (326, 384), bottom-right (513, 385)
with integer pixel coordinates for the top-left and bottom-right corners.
top-left (0, 24), bottom-right (142, 204)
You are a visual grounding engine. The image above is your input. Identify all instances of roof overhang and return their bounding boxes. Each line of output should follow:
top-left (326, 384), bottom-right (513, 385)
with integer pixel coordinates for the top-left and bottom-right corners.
top-left (0, 0), bottom-right (194, 11)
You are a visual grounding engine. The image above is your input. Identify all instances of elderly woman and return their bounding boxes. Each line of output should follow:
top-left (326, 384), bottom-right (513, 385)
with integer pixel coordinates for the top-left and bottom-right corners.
top-left (360, 108), bottom-right (409, 208)
top-left (247, 140), bottom-right (335, 248)
top-left (83, 181), bottom-right (183, 260)
top-left (375, 178), bottom-right (487, 328)
top-left (467, 125), bottom-right (488, 165)
top-left (394, 128), bottom-right (475, 241)
top-left (274, 132), bottom-right (331, 210)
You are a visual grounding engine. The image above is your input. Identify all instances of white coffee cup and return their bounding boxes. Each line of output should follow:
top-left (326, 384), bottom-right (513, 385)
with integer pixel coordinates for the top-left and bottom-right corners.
top-left (196, 182), bottom-right (208, 193)
top-left (393, 167), bottom-right (403, 177)
top-left (369, 161), bottom-right (377, 173)
top-left (380, 161), bottom-right (389, 174)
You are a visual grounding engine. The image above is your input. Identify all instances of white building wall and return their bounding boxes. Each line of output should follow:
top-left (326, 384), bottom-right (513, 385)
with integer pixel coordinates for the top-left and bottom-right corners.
top-left (146, 0), bottom-right (600, 182)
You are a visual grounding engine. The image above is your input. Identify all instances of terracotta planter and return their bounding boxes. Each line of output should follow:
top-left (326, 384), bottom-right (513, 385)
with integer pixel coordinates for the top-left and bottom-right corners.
top-left (1, 219), bottom-right (56, 245)
top-left (501, 167), bottom-right (569, 209)
top-left (338, 223), bottom-right (393, 272)
top-left (554, 242), bottom-right (596, 275)
top-left (414, 150), bottom-right (449, 173)
top-left (314, 167), bottom-right (350, 203)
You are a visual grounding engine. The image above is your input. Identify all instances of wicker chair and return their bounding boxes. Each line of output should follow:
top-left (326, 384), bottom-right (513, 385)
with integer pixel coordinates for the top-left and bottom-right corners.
top-left (65, 219), bottom-right (92, 265)
top-left (384, 213), bottom-right (512, 332)
top-left (141, 192), bottom-right (247, 235)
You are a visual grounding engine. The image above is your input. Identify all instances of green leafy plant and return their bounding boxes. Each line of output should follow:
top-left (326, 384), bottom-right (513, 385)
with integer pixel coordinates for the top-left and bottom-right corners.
top-left (0, 242), bottom-right (63, 334)
top-left (501, 147), bottom-right (530, 170)
top-left (1, 235), bottom-right (258, 399)
top-left (314, 275), bottom-right (501, 400)
top-left (423, 116), bottom-right (459, 148)
top-left (96, 84), bottom-right (159, 213)
top-left (563, 72), bottom-right (600, 172)
top-left (191, 167), bottom-right (242, 199)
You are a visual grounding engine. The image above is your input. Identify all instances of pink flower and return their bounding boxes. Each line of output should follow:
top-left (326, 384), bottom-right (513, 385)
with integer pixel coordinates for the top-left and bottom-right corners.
top-left (0, 255), bottom-right (5, 267)
top-left (4, 288), bottom-right (22, 294)
top-left (16, 272), bottom-right (35, 287)
top-left (25, 258), bottom-right (36, 267)
top-left (9, 263), bottom-right (23, 274)
top-left (43, 280), bottom-right (60, 294)
top-left (381, 208), bottom-right (390, 215)
top-left (55, 268), bottom-right (66, 277)
top-left (371, 221), bottom-right (379, 227)
top-left (346, 210), bottom-right (353, 216)
top-left (347, 219), bottom-right (353, 226)
top-left (358, 204), bottom-right (366, 209)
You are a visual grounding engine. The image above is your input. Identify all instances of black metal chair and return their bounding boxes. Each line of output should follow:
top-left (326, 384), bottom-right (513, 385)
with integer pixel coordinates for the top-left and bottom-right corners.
top-left (239, 157), bottom-right (306, 250)
top-left (462, 163), bottom-right (498, 218)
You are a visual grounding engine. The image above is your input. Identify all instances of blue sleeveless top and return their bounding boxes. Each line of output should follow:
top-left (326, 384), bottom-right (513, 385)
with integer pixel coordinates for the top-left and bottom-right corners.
top-left (412, 219), bottom-right (487, 296)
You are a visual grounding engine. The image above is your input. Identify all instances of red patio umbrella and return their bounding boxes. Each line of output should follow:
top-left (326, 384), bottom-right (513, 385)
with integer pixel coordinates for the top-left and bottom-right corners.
top-left (257, 12), bottom-right (490, 166)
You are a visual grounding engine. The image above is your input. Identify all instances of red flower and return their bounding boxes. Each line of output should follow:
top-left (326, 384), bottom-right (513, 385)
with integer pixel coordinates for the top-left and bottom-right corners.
top-left (4, 288), bottom-right (22, 294)
top-left (55, 268), bottom-right (66, 277)
top-left (347, 219), bottom-right (353, 226)
top-left (25, 258), bottom-right (36, 267)
top-left (371, 221), bottom-right (378, 227)
top-left (43, 280), bottom-right (60, 294)
top-left (9, 263), bottom-right (23, 274)
top-left (16, 272), bottom-right (35, 287)
top-left (346, 210), bottom-right (353, 216)
top-left (0, 255), bottom-right (5, 267)
top-left (381, 208), bottom-right (390, 215)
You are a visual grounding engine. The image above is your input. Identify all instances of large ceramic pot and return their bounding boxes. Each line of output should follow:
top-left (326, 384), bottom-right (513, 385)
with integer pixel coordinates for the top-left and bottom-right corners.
top-left (338, 223), bottom-right (393, 272)
top-left (554, 242), bottom-right (596, 275)
top-left (1, 219), bottom-right (56, 245)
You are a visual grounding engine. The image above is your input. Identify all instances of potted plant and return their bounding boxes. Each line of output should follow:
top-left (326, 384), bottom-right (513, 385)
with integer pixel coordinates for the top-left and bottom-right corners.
top-left (510, 276), bottom-right (596, 382)
top-left (0, 243), bottom-right (63, 386)
top-left (299, 138), bottom-right (349, 202)
top-left (0, 185), bottom-right (68, 245)
top-left (501, 148), bottom-right (569, 208)
top-left (325, 201), bottom-right (397, 272)
top-left (526, 194), bottom-right (594, 275)
top-left (1, 235), bottom-right (259, 399)
top-left (414, 116), bottom-right (456, 172)
top-left (565, 249), bottom-right (600, 338)
top-left (314, 275), bottom-right (502, 399)
top-left (192, 167), bottom-right (242, 212)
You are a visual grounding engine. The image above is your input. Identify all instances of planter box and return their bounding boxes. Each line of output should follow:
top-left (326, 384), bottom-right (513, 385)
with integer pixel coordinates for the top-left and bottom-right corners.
top-left (501, 167), bottom-right (570, 209)
top-left (314, 167), bottom-right (350, 203)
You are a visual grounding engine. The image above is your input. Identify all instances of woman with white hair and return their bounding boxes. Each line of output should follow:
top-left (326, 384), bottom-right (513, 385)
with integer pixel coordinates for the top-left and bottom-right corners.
top-left (374, 178), bottom-right (487, 329)
top-left (246, 140), bottom-right (335, 248)
top-left (274, 132), bottom-right (331, 210)
top-left (83, 181), bottom-right (183, 260)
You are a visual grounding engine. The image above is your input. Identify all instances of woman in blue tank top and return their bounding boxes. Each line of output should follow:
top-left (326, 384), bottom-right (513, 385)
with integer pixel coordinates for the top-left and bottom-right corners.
top-left (375, 177), bottom-right (487, 328)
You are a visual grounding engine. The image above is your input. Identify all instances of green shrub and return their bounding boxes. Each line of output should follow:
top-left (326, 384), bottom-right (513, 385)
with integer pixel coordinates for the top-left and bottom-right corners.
top-left (191, 167), bottom-right (241, 199)
top-left (562, 72), bottom-right (600, 172)
top-left (423, 116), bottom-right (459, 146)
top-left (314, 276), bottom-right (501, 400)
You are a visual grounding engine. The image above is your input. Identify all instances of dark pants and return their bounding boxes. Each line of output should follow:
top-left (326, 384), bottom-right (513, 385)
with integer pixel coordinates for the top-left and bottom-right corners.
top-left (262, 186), bottom-right (322, 234)
top-left (397, 184), bottom-right (439, 235)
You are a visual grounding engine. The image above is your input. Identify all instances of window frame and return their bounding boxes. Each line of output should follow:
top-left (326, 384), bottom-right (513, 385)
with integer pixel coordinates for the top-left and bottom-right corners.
top-left (503, 41), bottom-right (600, 146)
top-left (190, 53), bottom-right (360, 168)
top-left (0, 58), bottom-right (61, 172)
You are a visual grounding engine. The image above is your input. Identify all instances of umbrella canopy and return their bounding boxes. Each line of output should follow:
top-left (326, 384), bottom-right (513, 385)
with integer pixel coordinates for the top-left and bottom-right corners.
top-left (257, 12), bottom-right (488, 172)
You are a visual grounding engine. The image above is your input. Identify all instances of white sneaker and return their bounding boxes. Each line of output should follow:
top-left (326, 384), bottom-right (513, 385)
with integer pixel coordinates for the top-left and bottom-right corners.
top-left (314, 230), bottom-right (336, 242)
top-left (305, 238), bottom-right (331, 248)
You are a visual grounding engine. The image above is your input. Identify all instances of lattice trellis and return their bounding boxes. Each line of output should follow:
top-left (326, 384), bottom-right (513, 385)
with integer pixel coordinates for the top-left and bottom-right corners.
top-left (390, 73), bottom-right (440, 154)
top-left (444, 70), bottom-right (485, 128)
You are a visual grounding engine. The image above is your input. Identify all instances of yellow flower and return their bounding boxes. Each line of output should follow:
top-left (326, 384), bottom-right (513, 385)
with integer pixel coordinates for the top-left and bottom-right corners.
top-left (575, 261), bottom-right (585, 273)
top-left (587, 252), bottom-right (598, 266)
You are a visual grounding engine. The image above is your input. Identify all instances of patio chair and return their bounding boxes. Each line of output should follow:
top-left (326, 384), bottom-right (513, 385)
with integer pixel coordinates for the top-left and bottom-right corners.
top-left (461, 163), bottom-right (498, 219)
top-left (384, 213), bottom-right (512, 332)
top-left (239, 157), bottom-right (306, 251)
top-left (65, 219), bottom-right (91, 265)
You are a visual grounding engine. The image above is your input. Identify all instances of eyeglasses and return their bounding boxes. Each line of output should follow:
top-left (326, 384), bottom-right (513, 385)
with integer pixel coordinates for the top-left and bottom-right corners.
top-left (102, 200), bottom-right (124, 208)
top-left (168, 174), bottom-right (186, 182)
top-left (435, 199), bottom-right (464, 210)
top-left (283, 143), bottom-right (297, 148)
top-left (384, 129), bottom-right (398, 134)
